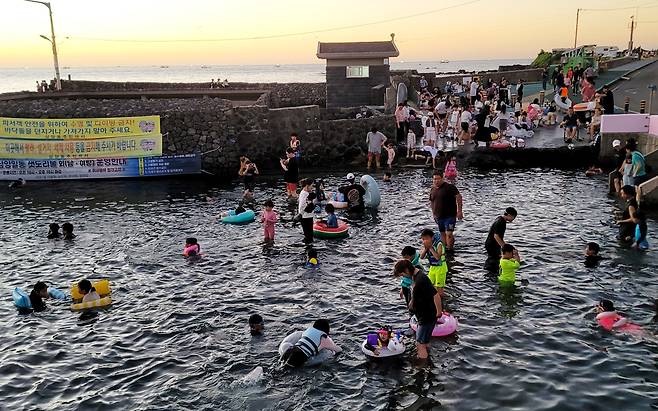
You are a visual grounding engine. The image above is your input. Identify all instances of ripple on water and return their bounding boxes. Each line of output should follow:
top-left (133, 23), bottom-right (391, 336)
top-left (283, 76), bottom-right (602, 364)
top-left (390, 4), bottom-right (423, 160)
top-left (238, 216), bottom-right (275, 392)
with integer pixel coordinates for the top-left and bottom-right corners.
top-left (0, 170), bottom-right (657, 410)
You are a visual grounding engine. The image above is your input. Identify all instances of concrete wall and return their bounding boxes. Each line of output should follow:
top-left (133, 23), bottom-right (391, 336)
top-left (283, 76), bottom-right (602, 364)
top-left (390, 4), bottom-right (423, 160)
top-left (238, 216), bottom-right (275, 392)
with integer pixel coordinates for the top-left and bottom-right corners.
top-left (599, 114), bottom-right (658, 164)
top-left (598, 56), bottom-right (638, 71)
top-left (326, 65), bottom-right (389, 108)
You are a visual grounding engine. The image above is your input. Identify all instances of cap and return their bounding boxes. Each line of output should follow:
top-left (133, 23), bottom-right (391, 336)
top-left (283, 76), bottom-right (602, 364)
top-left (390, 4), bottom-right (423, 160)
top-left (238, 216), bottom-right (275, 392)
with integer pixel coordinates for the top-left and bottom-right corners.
top-left (346, 173), bottom-right (355, 180)
top-left (612, 139), bottom-right (621, 148)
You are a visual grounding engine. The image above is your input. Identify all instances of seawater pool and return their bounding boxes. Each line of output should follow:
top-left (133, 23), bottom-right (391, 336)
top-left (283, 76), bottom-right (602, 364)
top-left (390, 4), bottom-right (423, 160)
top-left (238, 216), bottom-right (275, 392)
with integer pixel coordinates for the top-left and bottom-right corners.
top-left (1, 168), bottom-right (657, 410)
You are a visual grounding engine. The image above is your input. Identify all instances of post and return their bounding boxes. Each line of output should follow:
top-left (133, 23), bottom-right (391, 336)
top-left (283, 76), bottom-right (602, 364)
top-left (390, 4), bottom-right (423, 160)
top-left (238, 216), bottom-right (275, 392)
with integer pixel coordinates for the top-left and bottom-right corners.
top-left (624, 96), bottom-right (630, 113)
top-left (574, 8), bottom-right (580, 49)
top-left (539, 90), bottom-right (545, 105)
top-left (25, 1), bottom-right (60, 91)
top-left (628, 15), bottom-right (635, 57)
top-left (639, 100), bottom-right (646, 114)
top-left (648, 85), bottom-right (656, 114)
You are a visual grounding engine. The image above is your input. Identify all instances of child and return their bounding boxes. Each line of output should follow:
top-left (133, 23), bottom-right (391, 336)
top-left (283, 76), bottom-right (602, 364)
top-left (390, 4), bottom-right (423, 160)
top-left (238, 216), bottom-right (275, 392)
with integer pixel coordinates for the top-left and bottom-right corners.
top-left (363, 326), bottom-right (403, 356)
top-left (305, 248), bottom-right (320, 268)
top-left (596, 299), bottom-right (643, 333)
top-left (183, 237), bottom-right (201, 257)
top-left (395, 260), bottom-right (413, 308)
top-left (420, 229), bottom-right (447, 294)
top-left (498, 244), bottom-right (521, 286)
top-left (584, 242), bottom-right (602, 267)
top-left (634, 210), bottom-right (649, 250)
top-left (280, 319), bottom-right (342, 367)
top-left (385, 143), bottom-right (396, 168)
top-left (401, 245), bottom-right (422, 270)
top-left (62, 222), bottom-right (75, 240)
top-left (261, 199), bottom-right (278, 242)
top-left (406, 129), bottom-right (416, 158)
top-left (221, 202), bottom-right (247, 218)
top-left (444, 153), bottom-right (458, 179)
top-left (47, 223), bottom-right (60, 239)
top-left (622, 154), bottom-right (633, 187)
top-left (314, 180), bottom-right (327, 204)
top-left (383, 171), bottom-right (392, 182)
top-left (29, 281), bottom-right (49, 312)
top-left (78, 279), bottom-right (100, 303)
top-left (249, 314), bottom-right (264, 336)
top-left (324, 203), bottom-right (338, 228)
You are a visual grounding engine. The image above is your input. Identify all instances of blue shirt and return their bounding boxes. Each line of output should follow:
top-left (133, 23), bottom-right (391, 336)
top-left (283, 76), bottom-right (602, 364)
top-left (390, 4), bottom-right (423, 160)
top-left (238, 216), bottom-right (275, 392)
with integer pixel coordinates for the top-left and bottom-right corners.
top-left (326, 213), bottom-right (338, 228)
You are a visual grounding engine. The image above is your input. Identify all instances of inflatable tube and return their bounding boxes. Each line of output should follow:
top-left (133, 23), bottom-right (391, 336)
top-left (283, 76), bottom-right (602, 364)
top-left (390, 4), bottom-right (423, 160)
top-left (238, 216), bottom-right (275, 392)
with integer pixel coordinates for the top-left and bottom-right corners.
top-left (313, 221), bottom-right (349, 239)
top-left (554, 93), bottom-right (572, 112)
top-left (596, 312), bottom-right (643, 333)
top-left (71, 279), bottom-right (111, 300)
top-left (573, 101), bottom-right (596, 112)
top-left (360, 339), bottom-right (405, 358)
top-left (327, 200), bottom-right (348, 209)
top-left (13, 287), bottom-right (31, 309)
top-left (48, 287), bottom-right (66, 300)
top-left (278, 331), bottom-right (335, 366)
top-left (360, 175), bottom-right (381, 209)
top-left (490, 140), bottom-right (511, 150)
top-left (220, 209), bottom-right (256, 225)
top-left (410, 313), bottom-right (458, 337)
top-left (71, 296), bottom-right (112, 311)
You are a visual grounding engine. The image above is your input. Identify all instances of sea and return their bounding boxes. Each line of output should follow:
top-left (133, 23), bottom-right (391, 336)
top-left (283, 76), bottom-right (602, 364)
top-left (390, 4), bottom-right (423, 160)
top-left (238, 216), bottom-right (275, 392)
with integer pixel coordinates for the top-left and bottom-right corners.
top-left (0, 59), bottom-right (532, 93)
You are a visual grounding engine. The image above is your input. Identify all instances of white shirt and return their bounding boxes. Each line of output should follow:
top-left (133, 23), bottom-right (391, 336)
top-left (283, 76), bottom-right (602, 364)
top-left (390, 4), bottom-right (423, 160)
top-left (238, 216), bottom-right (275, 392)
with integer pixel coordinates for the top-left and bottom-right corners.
top-left (420, 78), bottom-right (428, 88)
top-left (470, 81), bottom-right (479, 97)
top-left (460, 111), bottom-right (472, 123)
top-left (298, 190), bottom-right (314, 218)
top-left (435, 101), bottom-right (447, 115)
top-left (474, 100), bottom-right (483, 113)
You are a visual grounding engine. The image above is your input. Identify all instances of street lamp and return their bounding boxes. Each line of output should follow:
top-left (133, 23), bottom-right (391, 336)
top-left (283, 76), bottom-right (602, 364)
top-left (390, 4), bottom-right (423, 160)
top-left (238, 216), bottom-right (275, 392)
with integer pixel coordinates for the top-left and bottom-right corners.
top-left (25, 0), bottom-right (61, 91)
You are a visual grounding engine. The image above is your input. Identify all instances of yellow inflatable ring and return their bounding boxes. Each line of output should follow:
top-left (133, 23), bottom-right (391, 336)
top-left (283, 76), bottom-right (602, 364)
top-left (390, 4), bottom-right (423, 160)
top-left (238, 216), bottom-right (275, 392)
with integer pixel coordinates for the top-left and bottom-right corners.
top-left (71, 279), bottom-right (111, 300)
top-left (71, 296), bottom-right (112, 311)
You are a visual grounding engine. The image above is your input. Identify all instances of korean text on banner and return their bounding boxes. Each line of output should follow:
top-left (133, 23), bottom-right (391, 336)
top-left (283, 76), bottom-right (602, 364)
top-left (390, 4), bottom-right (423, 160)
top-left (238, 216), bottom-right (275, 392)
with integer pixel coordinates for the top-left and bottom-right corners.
top-left (0, 116), bottom-right (160, 140)
top-left (0, 134), bottom-right (162, 159)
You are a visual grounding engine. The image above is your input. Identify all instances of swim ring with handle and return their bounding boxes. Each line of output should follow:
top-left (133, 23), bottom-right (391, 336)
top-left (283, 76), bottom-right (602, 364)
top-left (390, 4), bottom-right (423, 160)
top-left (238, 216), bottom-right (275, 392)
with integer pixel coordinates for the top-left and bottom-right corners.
top-left (409, 313), bottom-right (458, 337)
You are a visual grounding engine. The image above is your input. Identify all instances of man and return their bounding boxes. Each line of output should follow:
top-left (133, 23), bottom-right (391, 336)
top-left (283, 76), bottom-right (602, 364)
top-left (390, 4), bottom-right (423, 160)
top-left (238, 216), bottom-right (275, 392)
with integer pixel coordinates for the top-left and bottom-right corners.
top-left (541, 68), bottom-right (548, 91)
top-left (560, 107), bottom-right (580, 142)
top-left (429, 170), bottom-right (463, 253)
top-left (599, 85), bottom-right (615, 115)
top-left (572, 64), bottom-right (581, 94)
top-left (365, 126), bottom-right (387, 169)
top-left (516, 79), bottom-right (524, 103)
top-left (280, 148), bottom-right (299, 198)
top-left (395, 259), bottom-right (441, 359)
top-left (338, 173), bottom-right (366, 213)
top-left (469, 78), bottom-right (479, 106)
top-left (419, 76), bottom-right (428, 92)
top-left (484, 207), bottom-right (518, 272)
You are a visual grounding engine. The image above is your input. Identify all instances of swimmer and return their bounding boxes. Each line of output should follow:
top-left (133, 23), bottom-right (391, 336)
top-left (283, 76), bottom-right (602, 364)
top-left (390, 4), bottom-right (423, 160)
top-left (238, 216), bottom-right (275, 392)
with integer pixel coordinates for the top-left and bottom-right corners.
top-left (323, 203), bottom-right (338, 228)
top-left (221, 202), bottom-right (247, 218)
top-left (281, 319), bottom-right (342, 367)
top-left (249, 314), bottom-right (264, 336)
top-left (183, 237), bottom-right (201, 257)
top-left (363, 326), bottom-right (399, 356)
top-left (498, 243), bottom-right (521, 286)
top-left (77, 279), bottom-right (100, 303)
top-left (383, 172), bottom-right (392, 182)
top-left (420, 228), bottom-right (447, 294)
top-left (584, 242), bottom-right (602, 267)
top-left (595, 299), bottom-right (643, 333)
top-left (305, 248), bottom-right (320, 268)
top-left (47, 223), bottom-right (60, 239)
top-left (29, 281), bottom-right (49, 312)
top-left (585, 165), bottom-right (603, 177)
top-left (62, 222), bottom-right (76, 240)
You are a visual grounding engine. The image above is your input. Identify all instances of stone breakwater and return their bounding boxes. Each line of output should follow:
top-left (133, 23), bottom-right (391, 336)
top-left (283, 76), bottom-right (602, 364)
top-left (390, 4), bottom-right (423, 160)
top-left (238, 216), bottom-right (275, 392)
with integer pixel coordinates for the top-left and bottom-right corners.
top-left (0, 98), bottom-right (394, 179)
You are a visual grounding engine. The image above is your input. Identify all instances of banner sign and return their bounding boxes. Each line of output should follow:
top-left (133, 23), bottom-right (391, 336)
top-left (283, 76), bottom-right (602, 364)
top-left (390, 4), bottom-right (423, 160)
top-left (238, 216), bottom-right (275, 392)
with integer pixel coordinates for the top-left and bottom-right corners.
top-left (0, 154), bottom-right (201, 180)
top-left (0, 116), bottom-right (160, 140)
top-left (0, 134), bottom-right (162, 159)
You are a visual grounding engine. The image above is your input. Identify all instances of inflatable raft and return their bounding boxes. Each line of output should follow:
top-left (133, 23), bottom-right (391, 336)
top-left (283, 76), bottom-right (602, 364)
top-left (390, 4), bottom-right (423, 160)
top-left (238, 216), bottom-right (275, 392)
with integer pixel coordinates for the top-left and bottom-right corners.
top-left (410, 313), bottom-right (458, 337)
top-left (313, 221), bottom-right (349, 239)
top-left (220, 209), bottom-right (256, 225)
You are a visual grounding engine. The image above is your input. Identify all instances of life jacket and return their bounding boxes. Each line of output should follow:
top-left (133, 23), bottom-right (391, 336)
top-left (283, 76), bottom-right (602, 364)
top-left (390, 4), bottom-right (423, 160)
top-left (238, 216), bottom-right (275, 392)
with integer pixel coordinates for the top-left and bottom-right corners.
top-left (295, 327), bottom-right (326, 358)
top-left (427, 236), bottom-right (446, 267)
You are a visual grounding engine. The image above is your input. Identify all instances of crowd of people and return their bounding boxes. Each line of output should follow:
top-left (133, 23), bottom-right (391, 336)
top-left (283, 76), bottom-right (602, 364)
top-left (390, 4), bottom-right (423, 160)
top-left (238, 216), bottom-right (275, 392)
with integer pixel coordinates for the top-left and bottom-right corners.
top-left (209, 79), bottom-right (230, 88)
top-left (35, 79), bottom-right (57, 93)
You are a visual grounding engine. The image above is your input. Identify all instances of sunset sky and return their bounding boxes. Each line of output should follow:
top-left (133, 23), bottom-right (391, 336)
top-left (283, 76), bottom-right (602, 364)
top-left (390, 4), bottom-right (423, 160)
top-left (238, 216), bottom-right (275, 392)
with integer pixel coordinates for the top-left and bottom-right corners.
top-left (2, 0), bottom-right (658, 67)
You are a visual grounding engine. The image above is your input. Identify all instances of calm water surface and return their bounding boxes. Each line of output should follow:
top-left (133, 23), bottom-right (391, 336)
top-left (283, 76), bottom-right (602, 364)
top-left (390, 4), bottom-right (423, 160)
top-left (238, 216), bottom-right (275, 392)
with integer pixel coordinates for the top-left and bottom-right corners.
top-left (1, 168), bottom-right (657, 410)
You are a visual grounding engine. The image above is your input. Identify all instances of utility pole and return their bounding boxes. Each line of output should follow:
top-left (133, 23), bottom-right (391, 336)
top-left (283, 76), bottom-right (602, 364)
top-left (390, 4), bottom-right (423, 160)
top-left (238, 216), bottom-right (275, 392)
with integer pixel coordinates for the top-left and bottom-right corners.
top-left (628, 15), bottom-right (636, 56)
top-left (25, 0), bottom-right (61, 91)
top-left (574, 8), bottom-right (580, 49)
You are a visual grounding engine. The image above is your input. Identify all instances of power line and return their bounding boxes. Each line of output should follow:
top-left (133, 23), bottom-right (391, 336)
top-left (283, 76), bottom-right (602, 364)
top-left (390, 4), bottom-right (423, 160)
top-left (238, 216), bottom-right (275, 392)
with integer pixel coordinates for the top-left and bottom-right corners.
top-left (581, 2), bottom-right (658, 11)
top-left (64, 0), bottom-right (481, 43)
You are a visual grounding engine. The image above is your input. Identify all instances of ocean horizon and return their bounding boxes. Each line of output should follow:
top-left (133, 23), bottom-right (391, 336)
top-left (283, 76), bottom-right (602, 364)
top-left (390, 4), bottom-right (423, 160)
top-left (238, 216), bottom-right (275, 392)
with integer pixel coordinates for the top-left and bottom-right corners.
top-left (0, 58), bottom-right (531, 93)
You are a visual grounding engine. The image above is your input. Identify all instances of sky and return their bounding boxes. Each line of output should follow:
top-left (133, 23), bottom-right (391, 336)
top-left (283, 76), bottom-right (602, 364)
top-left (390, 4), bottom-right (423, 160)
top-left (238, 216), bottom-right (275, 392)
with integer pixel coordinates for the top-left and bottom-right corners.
top-left (1, 0), bottom-right (658, 68)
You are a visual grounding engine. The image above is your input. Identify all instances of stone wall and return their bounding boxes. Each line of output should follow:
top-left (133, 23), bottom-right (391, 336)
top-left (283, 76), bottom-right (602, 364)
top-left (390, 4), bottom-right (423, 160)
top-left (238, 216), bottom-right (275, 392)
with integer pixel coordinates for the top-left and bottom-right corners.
top-left (394, 68), bottom-right (543, 92)
top-left (57, 80), bottom-right (326, 108)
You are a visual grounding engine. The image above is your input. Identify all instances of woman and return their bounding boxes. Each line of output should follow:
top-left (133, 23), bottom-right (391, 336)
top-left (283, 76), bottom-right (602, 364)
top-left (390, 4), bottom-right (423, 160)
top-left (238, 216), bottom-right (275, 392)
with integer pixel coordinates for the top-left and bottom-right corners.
top-left (474, 103), bottom-right (492, 147)
top-left (395, 102), bottom-right (409, 142)
top-left (616, 185), bottom-right (639, 242)
top-left (581, 78), bottom-right (596, 102)
top-left (239, 158), bottom-right (259, 196)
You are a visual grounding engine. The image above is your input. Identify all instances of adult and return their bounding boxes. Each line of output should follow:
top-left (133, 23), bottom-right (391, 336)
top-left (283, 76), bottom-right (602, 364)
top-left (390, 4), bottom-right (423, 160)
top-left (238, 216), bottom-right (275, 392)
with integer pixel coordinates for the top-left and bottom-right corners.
top-left (280, 148), bottom-right (299, 198)
top-left (429, 170), bottom-right (463, 253)
top-left (599, 85), bottom-right (615, 115)
top-left (474, 102), bottom-right (492, 145)
top-left (616, 185), bottom-right (639, 242)
top-left (395, 102), bottom-right (409, 143)
top-left (365, 126), bottom-right (387, 169)
top-left (573, 65), bottom-right (582, 94)
top-left (625, 139), bottom-right (648, 186)
top-left (560, 107), bottom-right (579, 142)
top-left (584, 65), bottom-right (595, 83)
top-left (298, 178), bottom-right (315, 243)
top-left (435, 99), bottom-right (451, 131)
top-left (239, 158), bottom-right (259, 195)
top-left (419, 76), bottom-right (428, 92)
top-left (588, 107), bottom-right (602, 140)
top-left (469, 79), bottom-right (479, 106)
top-left (395, 259), bottom-right (441, 359)
top-left (515, 79), bottom-right (524, 104)
top-left (581, 78), bottom-right (596, 102)
top-left (484, 207), bottom-right (518, 272)
top-left (338, 173), bottom-right (366, 213)
top-left (499, 78), bottom-right (509, 104)
top-left (541, 68), bottom-right (549, 91)
top-left (551, 67), bottom-right (559, 91)
top-left (610, 139), bottom-right (626, 194)
top-left (289, 132), bottom-right (301, 159)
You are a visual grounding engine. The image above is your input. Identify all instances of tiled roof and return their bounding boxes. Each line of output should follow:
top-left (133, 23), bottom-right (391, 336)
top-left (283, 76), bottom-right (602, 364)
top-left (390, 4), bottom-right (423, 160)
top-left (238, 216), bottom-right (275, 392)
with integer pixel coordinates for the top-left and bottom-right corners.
top-left (317, 41), bottom-right (399, 59)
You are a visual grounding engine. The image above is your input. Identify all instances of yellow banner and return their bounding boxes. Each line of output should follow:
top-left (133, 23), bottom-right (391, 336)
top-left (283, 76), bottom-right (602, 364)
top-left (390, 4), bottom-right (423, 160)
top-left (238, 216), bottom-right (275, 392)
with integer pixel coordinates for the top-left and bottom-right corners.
top-left (0, 116), bottom-right (160, 140)
top-left (0, 134), bottom-right (162, 159)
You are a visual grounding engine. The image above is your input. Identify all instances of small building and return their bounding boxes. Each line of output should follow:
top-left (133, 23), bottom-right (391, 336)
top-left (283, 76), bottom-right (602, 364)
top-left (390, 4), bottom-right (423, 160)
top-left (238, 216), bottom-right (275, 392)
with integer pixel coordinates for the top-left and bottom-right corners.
top-left (317, 34), bottom-right (399, 108)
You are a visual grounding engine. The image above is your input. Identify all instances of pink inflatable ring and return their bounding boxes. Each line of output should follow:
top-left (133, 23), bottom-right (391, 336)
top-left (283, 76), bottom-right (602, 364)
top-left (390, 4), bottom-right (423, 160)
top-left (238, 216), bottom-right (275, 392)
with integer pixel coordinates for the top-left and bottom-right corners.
top-left (410, 312), bottom-right (458, 337)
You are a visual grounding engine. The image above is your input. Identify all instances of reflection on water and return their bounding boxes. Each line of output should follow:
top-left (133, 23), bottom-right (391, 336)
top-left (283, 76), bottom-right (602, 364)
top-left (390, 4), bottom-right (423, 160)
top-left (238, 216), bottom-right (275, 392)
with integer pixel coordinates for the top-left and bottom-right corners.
top-left (1, 169), bottom-right (657, 410)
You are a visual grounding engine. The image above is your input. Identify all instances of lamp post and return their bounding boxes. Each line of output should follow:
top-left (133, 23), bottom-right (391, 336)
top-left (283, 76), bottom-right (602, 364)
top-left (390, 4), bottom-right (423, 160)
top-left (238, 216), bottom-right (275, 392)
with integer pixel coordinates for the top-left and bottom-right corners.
top-left (25, 0), bottom-right (61, 91)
